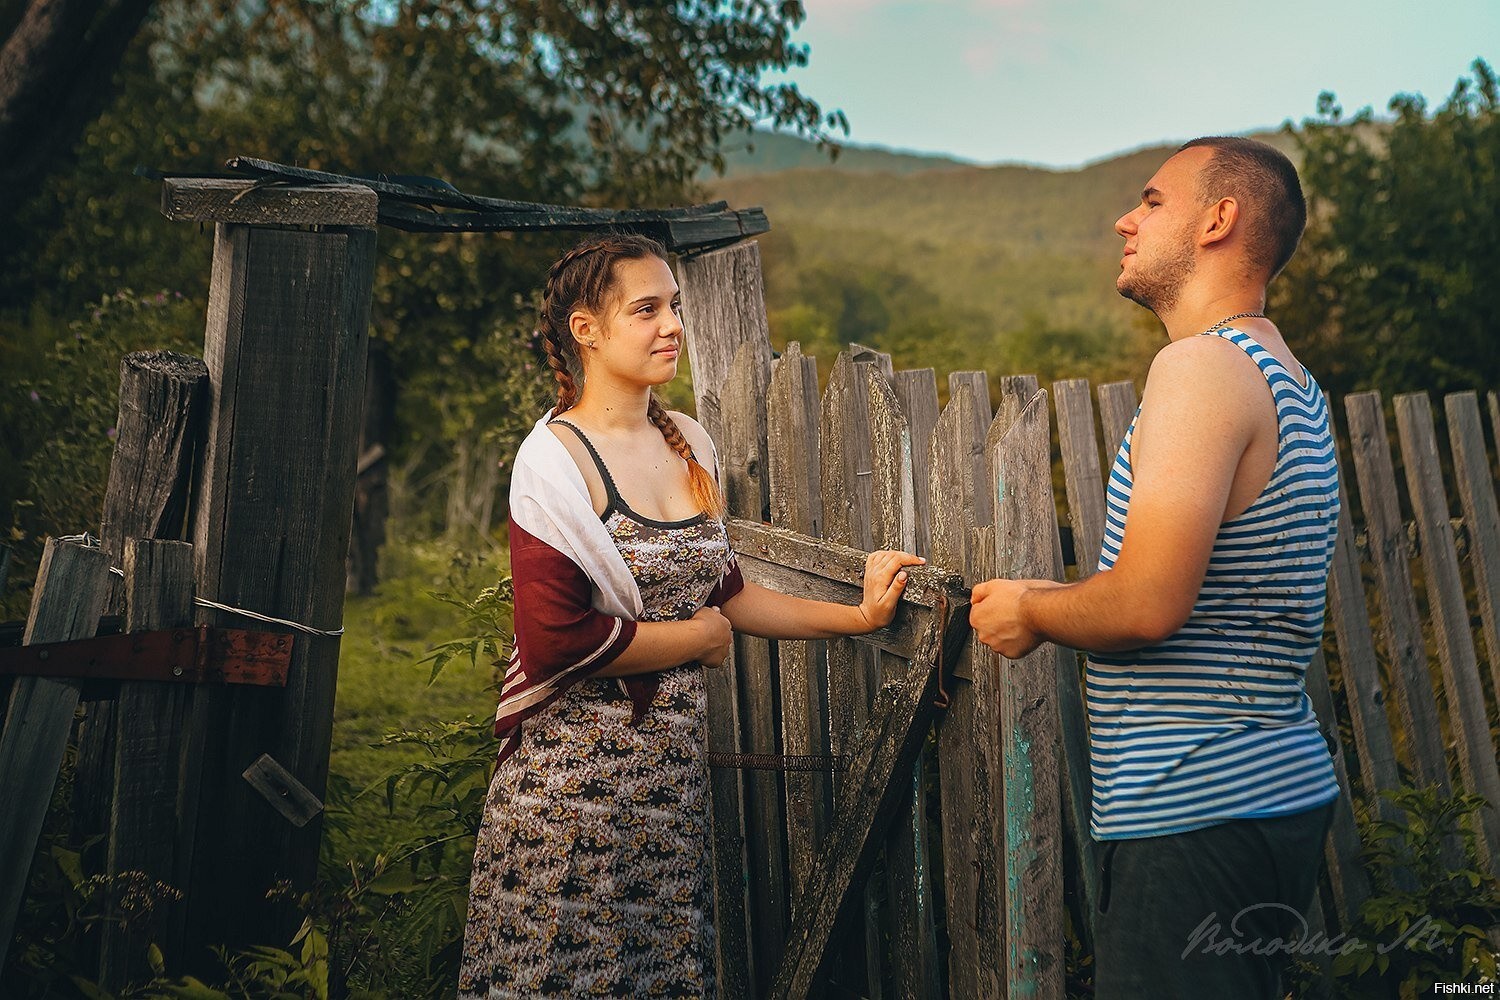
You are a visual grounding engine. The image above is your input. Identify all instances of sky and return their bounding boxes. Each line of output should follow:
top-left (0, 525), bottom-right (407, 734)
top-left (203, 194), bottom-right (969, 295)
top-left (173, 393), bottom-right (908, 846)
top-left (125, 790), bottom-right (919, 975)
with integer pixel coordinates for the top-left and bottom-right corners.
top-left (776, 0), bottom-right (1500, 167)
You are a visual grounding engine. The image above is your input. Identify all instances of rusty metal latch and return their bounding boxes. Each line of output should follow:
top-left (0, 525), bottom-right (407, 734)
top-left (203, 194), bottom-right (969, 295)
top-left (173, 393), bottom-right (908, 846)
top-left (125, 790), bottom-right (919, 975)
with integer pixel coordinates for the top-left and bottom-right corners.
top-left (0, 625), bottom-right (292, 686)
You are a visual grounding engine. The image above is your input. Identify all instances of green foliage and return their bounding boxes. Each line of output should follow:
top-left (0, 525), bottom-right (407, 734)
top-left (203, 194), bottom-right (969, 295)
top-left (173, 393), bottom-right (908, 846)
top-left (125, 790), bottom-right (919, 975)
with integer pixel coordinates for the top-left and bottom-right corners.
top-left (0, 288), bottom-right (199, 617)
top-left (416, 579), bottom-right (515, 684)
top-left (1275, 59), bottom-right (1500, 399)
top-left (1331, 785), bottom-right (1500, 995)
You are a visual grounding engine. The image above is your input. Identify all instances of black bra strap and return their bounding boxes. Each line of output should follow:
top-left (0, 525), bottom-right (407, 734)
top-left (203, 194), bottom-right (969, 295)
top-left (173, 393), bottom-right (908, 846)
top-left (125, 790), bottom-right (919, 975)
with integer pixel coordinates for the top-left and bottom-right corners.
top-left (549, 420), bottom-right (622, 508)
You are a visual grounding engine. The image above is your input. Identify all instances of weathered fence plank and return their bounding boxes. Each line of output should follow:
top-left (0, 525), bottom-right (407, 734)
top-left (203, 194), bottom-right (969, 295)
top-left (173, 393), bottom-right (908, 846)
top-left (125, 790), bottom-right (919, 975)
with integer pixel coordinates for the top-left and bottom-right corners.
top-left (681, 242), bottom-right (775, 1000)
top-left (949, 371), bottom-right (995, 528)
top-left (1445, 391), bottom-right (1500, 708)
top-left (101, 539), bottom-right (197, 987)
top-left (72, 350), bottom-right (208, 914)
top-left (893, 368), bottom-right (940, 559)
top-left (1324, 442), bottom-right (1403, 824)
top-left (721, 344), bottom-right (789, 979)
top-left (1304, 648), bottom-right (1373, 927)
top-left (679, 240), bottom-right (775, 453)
top-left (1096, 380), bottom-right (1139, 461)
top-left (865, 365), bottom-right (940, 998)
top-left (1394, 393), bottom-right (1500, 870)
top-left (931, 384), bottom-right (1006, 1000)
top-left (1048, 379), bottom-right (1105, 946)
top-left (990, 389), bottom-right (1066, 999)
top-left (0, 540), bottom-right (112, 971)
top-left (1054, 379), bottom-right (1107, 575)
top-left (767, 343), bottom-right (830, 906)
top-left (180, 215), bottom-right (376, 960)
top-left (819, 350), bottom-right (883, 997)
top-left (1343, 392), bottom-right (1452, 793)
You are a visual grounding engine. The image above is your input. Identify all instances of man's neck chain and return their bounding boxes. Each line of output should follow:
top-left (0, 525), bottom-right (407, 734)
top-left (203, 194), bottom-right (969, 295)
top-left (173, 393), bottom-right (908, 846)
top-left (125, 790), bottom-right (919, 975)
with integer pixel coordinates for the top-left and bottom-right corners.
top-left (1204, 311), bottom-right (1266, 333)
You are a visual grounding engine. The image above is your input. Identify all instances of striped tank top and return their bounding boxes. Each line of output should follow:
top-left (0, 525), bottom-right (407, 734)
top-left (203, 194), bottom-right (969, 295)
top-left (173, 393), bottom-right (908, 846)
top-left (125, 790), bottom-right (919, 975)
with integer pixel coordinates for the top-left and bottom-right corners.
top-left (1087, 326), bottom-right (1341, 841)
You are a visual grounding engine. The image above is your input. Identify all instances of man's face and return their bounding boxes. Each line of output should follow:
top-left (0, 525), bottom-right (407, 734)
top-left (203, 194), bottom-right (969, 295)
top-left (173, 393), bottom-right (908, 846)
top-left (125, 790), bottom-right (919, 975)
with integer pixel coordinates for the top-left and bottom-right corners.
top-left (1113, 149), bottom-right (1211, 314)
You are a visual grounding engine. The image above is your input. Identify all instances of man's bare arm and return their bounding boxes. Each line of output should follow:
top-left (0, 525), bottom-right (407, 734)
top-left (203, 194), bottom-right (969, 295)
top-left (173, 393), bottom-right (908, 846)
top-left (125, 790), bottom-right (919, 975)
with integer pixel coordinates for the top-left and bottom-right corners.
top-left (971, 336), bottom-right (1271, 656)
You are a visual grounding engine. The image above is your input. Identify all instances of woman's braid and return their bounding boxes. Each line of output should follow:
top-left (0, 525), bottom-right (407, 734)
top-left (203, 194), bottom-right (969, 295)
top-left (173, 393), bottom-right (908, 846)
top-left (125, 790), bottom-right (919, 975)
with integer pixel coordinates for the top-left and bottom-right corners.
top-left (648, 395), bottom-right (725, 520)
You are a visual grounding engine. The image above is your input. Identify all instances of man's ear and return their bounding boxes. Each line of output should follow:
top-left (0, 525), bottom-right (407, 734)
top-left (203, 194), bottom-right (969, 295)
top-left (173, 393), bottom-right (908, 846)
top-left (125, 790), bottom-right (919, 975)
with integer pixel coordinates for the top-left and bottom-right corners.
top-left (1200, 197), bottom-right (1239, 248)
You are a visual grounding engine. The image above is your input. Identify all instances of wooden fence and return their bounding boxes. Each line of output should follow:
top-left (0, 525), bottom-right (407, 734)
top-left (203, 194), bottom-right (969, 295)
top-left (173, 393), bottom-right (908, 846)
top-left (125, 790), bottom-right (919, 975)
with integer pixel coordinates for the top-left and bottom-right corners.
top-left (680, 241), bottom-right (1500, 999)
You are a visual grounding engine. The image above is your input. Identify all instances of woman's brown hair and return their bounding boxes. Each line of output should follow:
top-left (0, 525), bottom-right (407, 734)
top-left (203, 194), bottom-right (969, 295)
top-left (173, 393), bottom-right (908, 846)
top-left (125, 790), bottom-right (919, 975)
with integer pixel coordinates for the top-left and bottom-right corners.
top-left (538, 233), bottom-right (725, 520)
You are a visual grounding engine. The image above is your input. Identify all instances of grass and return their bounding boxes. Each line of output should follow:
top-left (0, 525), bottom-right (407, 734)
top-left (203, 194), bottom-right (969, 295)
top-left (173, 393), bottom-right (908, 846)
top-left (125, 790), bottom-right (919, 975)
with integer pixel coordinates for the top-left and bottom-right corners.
top-left (325, 534), bottom-right (509, 858)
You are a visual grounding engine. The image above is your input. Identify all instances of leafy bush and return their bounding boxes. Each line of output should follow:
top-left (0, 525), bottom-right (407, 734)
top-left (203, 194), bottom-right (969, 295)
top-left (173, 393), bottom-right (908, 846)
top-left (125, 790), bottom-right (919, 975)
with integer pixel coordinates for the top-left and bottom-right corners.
top-left (1331, 785), bottom-right (1500, 995)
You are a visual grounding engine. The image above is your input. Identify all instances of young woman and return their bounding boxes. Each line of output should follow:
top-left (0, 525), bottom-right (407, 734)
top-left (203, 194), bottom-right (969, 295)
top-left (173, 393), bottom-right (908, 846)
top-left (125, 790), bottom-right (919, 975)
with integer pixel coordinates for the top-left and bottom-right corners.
top-left (458, 233), bottom-right (922, 999)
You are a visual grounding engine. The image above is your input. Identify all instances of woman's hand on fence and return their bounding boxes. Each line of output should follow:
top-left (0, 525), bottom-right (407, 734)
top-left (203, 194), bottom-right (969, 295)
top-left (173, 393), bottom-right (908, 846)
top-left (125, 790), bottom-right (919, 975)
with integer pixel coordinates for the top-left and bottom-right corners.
top-left (691, 605), bottom-right (733, 668)
top-left (855, 550), bottom-right (925, 632)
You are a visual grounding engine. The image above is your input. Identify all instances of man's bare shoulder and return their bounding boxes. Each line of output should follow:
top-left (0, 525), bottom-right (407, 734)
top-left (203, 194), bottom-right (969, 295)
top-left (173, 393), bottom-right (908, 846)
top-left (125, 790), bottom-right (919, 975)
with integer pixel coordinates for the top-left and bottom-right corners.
top-left (1146, 336), bottom-right (1267, 404)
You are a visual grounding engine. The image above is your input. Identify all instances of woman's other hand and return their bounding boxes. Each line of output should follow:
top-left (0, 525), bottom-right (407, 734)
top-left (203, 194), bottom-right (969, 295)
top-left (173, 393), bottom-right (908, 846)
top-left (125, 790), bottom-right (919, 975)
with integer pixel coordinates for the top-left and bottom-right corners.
top-left (692, 605), bottom-right (733, 668)
top-left (856, 550), bottom-right (925, 632)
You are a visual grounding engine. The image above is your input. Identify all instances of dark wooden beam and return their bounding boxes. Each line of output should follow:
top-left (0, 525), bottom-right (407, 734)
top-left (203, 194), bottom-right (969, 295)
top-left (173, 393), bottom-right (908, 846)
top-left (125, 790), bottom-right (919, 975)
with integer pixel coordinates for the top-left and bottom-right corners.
top-left (162, 178), bottom-right (377, 227)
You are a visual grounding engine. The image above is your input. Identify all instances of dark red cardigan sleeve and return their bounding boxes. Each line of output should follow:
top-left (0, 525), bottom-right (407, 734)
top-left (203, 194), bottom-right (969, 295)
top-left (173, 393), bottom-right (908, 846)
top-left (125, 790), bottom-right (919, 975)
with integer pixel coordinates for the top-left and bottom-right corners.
top-left (508, 516), bottom-right (636, 683)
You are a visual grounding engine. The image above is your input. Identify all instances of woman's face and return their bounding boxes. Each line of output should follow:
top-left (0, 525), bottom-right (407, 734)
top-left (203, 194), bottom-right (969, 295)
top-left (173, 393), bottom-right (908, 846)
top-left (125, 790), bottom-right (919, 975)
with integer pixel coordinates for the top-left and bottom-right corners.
top-left (573, 255), bottom-right (684, 389)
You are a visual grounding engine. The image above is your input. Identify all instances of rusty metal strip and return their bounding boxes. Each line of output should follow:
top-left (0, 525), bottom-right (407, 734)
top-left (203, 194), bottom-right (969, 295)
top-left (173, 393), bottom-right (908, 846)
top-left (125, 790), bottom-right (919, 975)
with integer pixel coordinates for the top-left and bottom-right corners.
top-left (0, 626), bottom-right (292, 686)
top-left (707, 752), bottom-right (849, 773)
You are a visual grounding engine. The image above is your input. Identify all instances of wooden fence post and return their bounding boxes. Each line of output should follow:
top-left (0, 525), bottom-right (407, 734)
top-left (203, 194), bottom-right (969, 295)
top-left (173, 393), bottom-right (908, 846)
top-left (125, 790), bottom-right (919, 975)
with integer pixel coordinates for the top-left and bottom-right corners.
top-left (1394, 393), bottom-right (1500, 870)
top-left (820, 350), bottom-right (887, 997)
top-left (892, 369), bottom-right (939, 559)
top-left (1049, 379), bottom-right (1105, 945)
top-left (169, 186), bottom-right (377, 959)
top-left (1343, 393), bottom-right (1452, 794)
top-left (1303, 648), bottom-right (1374, 927)
top-left (101, 539), bottom-right (197, 985)
top-left (932, 383), bottom-right (1006, 1000)
top-left (767, 343), bottom-right (830, 903)
top-left (949, 371), bottom-right (995, 529)
top-left (1096, 380), bottom-right (1138, 462)
top-left (866, 365), bottom-right (939, 998)
top-left (1445, 391), bottom-right (1500, 713)
top-left (1323, 435), bottom-right (1403, 826)
top-left (990, 388), bottom-right (1066, 999)
top-left (721, 343), bottom-right (789, 982)
top-left (72, 350), bottom-right (207, 921)
top-left (679, 240), bottom-right (775, 999)
top-left (0, 540), bottom-right (113, 970)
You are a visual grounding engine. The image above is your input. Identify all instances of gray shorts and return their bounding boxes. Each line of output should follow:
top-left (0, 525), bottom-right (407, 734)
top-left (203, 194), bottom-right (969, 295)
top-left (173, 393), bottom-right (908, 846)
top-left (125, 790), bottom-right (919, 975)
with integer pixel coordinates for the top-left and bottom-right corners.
top-left (1094, 799), bottom-right (1336, 1000)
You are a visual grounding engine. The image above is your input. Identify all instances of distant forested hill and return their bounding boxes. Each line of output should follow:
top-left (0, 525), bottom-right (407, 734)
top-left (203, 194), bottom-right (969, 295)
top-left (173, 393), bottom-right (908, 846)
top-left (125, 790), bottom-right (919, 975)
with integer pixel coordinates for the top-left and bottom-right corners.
top-left (705, 129), bottom-right (1299, 385)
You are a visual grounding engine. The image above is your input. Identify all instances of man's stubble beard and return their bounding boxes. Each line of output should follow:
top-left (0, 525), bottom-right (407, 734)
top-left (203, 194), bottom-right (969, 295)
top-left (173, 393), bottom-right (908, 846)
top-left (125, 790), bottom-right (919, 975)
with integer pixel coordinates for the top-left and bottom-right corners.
top-left (1118, 224), bottom-right (1197, 316)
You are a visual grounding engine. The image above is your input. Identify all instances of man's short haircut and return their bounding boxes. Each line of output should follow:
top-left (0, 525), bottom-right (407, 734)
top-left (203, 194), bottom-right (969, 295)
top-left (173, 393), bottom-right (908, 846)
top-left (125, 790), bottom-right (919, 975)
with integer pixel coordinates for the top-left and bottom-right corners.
top-left (1179, 136), bottom-right (1306, 280)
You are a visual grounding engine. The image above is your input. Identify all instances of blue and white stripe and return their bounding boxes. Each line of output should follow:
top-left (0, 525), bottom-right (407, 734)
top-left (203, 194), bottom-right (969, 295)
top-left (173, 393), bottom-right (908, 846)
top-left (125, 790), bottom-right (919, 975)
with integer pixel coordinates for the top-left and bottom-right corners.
top-left (1087, 326), bottom-right (1341, 841)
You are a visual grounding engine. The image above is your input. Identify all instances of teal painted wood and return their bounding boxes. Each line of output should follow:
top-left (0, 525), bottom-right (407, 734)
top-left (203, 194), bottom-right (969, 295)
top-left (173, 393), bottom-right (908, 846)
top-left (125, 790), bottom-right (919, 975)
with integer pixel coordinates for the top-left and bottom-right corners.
top-left (990, 389), bottom-right (1066, 998)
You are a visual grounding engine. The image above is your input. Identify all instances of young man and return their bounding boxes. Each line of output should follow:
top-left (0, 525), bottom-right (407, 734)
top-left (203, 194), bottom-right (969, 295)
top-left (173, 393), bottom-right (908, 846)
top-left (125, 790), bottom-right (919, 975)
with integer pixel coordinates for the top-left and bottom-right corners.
top-left (969, 137), bottom-right (1340, 998)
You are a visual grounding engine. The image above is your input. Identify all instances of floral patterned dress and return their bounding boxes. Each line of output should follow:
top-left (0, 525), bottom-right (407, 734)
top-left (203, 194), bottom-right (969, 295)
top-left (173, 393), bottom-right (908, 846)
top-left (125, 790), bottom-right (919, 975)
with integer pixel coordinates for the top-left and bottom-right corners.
top-left (458, 422), bottom-right (732, 1000)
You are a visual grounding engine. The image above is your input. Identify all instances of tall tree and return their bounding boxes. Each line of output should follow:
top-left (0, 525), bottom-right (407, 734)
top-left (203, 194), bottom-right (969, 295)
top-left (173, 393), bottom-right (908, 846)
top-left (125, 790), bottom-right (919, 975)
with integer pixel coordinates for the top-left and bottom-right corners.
top-left (1274, 59), bottom-right (1500, 399)
top-left (0, 0), bottom-right (155, 230)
